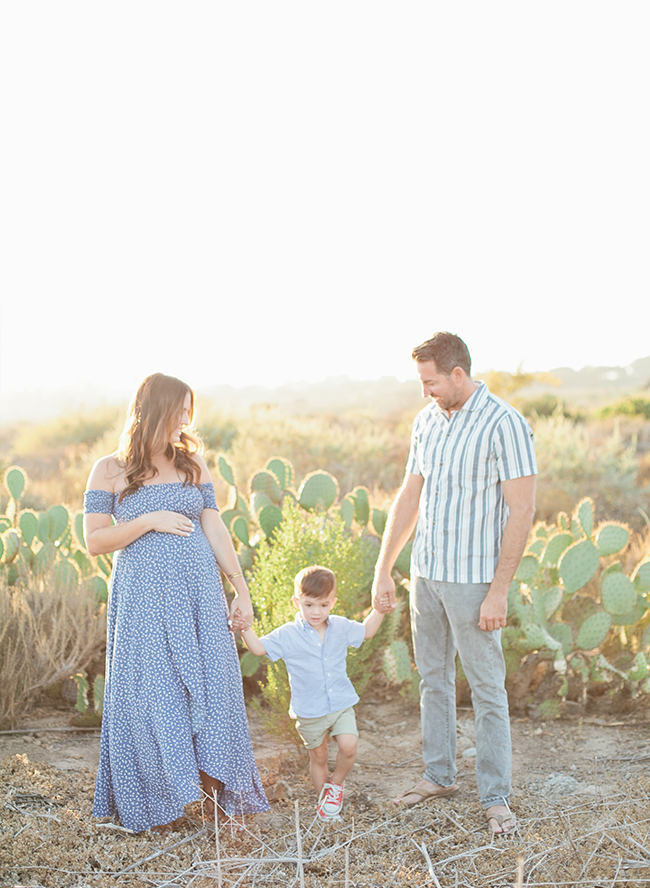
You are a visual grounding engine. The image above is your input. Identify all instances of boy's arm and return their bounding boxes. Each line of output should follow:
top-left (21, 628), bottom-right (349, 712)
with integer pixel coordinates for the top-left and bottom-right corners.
top-left (239, 626), bottom-right (268, 657)
top-left (362, 608), bottom-right (384, 640)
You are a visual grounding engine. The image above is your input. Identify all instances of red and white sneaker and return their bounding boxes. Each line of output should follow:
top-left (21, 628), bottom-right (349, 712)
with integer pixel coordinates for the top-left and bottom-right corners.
top-left (316, 782), bottom-right (344, 821)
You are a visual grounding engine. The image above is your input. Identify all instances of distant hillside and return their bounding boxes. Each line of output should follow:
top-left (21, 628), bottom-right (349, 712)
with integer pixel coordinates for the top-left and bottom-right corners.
top-left (1, 357), bottom-right (649, 424)
top-left (514, 355), bottom-right (650, 406)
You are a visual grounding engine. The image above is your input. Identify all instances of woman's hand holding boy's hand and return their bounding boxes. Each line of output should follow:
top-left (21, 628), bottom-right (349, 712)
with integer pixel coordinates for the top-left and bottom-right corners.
top-left (229, 606), bottom-right (250, 632)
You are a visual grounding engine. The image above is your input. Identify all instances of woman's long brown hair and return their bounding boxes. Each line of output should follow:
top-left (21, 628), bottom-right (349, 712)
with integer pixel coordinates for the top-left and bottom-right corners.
top-left (116, 373), bottom-right (203, 501)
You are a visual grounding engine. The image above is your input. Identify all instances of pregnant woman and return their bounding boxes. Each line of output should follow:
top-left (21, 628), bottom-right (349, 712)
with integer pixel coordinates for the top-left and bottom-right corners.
top-left (84, 372), bottom-right (268, 833)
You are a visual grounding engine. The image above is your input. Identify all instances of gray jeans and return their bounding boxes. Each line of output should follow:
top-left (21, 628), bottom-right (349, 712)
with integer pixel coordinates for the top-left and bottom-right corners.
top-left (411, 576), bottom-right (511, 809)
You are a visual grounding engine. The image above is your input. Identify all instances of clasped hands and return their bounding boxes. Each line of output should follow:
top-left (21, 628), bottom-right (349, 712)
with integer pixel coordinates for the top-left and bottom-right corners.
top-left (229, 603), bottom-right (252, 633)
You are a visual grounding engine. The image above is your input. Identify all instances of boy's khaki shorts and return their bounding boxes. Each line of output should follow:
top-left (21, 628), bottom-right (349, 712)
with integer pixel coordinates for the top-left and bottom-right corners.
top-left (294, 707), bottom-right (358, 750)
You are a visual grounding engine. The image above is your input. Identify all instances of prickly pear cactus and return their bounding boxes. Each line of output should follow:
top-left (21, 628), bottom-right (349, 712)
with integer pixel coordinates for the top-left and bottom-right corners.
top-left (250, 471), bottom-right (283, 505)
top-left (350, 487), bottom-right (370, 527)
top-left (297, 471), bottom-right (339, 512)
top-left (542, 532), bottom-right (573, 567)
top-left (394, 541), bottom-right (412, 577)
top-left (232, 516), bottom-right (250, 547)
top-left (217, 456), bottom-right (236, 487)
top-left (383, 640), bottom-right (414, 684)
top-left (575, 611), bottom-right (611, 650)
top-left (266, 457), bottom-right (294, 491)
top-left (372, 508), bottom-right (387, 537)
top-left (558, 539), bottom-right (599, 594)
top-left (47, 505), bottom-right (70, 542)
top-left (259, 504), bottom-right (283, 539)
top-left (632, 561), bottom-right (650, 594)
top-left (600, 571), bottom-right (637, 615)
top-left (595, 522), bottom-right (630, 557)
top-left (4, 466), bottom-right (27, 503)
top-left (575, 498), bottom-right (594, 538)
top-left (339, 496), bottom-right (355, 529)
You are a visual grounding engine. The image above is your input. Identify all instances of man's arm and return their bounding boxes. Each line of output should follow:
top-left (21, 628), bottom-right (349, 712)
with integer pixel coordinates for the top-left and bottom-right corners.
top-left (479, 474), bottom-right (536, 631)
top-left (372, 472), bottom-right (424, 611)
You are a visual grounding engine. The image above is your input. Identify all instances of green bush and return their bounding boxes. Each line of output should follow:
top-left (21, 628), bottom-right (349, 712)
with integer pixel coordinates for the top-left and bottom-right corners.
top-left (247, 498), bottom-right (396, 741)
top-left (598, 396), bottom-right (650, 421)
top-left (533, 412), bottom-right (645, 526)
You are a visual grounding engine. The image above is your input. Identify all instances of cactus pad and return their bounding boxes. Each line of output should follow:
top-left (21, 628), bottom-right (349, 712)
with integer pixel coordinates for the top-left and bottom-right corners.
top-left (542, 532), bottom-right (573, 567)
top-left (372, 508), bottom-right (388, 537)
top-left (575, 611), bottom-right (611, 650)
top-left (250, 491), bottom-right (273, 515)
top-left (250, 471), bottom-right (283, 505)
top-left (632, 561), bottom-right (650, 594)
top-left (53, 558), bottom-right (80, 589)
top-left (595, 523), bottom-right (630, 557)
top-left (543, 586), bottom-right (564, 620)
top-left (339, 496), bottom-right (355, 529)
top-left (298, 471), bottom-right (339, 512)
top-left (86, 575), bottom-right (109, 604)
top-left (627, 652), bottom-right (650, 682)
top-left (515, 554), bottom-right (540, 582)
top-left (549, 622), bottom-right (573, 655)
top-left (232, 516), bottom-right (250, 547)
top-left (217, 456), bottom-right (236, 487)
top-left (240, 651), bottom-right (262, 677)
top-left (558, 539), bottom-right (599, 594)
top-left (351, 487), bottom-right (370, 527)
top-left (2, 530), bottom-right (20, 562)
top-left (73, 512), bottom-right (86, 549)
top-left (383, 640), bottom-right (414, 684)
top-left (528, 539), bottom-right (545, 557)
top-left (18, 511), bottom-right (38, 547)
top-left (266, 457), bottom-right (294, 491)
top-left (47, 505), bottom-right (70, 541)
top-left (600, 572), bottom-right (637, 615)
top-left (4, 466), bottom-right (26, 501)
top-left (394, 541), bottom-right (412, 576)
top-left (259, 504), bottom-right (283, 538)
top-left (575, 498), bottom-right (594, 538)
top-left (609, 594), bottom-right (648, 626)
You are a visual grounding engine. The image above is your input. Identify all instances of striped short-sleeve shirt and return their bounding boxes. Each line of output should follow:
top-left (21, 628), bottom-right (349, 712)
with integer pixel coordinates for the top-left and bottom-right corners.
top-left (407, 381), bottom-right (537, 583)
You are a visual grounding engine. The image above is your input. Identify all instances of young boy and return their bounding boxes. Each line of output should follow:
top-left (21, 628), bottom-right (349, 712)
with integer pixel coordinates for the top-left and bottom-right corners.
top-left (236, 565), bottom-right (384, 821)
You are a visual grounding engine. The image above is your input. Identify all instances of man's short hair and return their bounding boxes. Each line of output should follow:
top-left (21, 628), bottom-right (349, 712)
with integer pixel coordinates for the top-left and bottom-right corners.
top-left (294, 565), bottom-right (337, 600)
top-left (411, 332), bottom-right (472, 376)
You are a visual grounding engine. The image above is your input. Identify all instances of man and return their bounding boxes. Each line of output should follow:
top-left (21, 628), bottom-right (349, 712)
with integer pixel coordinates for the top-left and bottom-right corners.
top-left (372, 332), bottom-right (536, 835)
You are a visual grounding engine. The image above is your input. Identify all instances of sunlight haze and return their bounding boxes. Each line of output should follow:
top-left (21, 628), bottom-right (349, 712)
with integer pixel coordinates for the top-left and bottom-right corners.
top-left (2, 3), bottom-right (648, 411)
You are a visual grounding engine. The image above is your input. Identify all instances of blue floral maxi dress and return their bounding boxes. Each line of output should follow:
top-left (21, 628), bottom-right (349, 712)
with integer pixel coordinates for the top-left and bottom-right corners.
top-left (84, 482), bottom-right (269, 833)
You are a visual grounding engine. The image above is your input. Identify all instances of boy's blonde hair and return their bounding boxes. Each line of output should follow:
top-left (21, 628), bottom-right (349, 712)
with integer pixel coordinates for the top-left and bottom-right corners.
top-left (294, 565), bottom-right (336, 600)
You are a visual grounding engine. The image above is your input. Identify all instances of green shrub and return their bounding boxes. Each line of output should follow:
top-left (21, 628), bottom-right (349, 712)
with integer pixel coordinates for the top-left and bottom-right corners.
top-left (533, 412), bottom-right (645, 526)
top-left (247, 498), bottom-right (396, 741)
top-left (598, 396), bottom-right (650, 420)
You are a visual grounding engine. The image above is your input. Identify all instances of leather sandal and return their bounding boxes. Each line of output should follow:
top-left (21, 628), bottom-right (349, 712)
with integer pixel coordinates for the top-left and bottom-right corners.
top-left (393, 781), bottom-right (459, 808)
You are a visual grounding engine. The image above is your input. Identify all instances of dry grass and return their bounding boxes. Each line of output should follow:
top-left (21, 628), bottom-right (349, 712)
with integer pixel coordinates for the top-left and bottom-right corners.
top-left (3, 753), bottom-right (650, 888)
top-left (0, 577), bottom-right (106, 729)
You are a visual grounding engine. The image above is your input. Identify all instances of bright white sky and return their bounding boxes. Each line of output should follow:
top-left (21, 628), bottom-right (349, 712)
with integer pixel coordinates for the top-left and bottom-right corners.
top-left (1, 3), bottom-right (648, 407)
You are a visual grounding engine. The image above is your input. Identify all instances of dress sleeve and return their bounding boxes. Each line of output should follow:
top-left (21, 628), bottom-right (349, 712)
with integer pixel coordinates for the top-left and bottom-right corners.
top-left (84, 489), bottom-right (115, 515)
top-left (200, 482), bottom-right (219, 511)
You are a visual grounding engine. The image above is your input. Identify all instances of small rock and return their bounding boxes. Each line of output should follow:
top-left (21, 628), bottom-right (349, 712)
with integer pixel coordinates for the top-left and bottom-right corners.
top-left (542, 773), bottom-right (579, 797)
top-left (462, 747), bottom-right (476, 758)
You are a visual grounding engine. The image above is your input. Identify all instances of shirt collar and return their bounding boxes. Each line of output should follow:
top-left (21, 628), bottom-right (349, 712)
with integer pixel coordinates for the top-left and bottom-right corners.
top-left (462, 380), bottom-right (489, 412)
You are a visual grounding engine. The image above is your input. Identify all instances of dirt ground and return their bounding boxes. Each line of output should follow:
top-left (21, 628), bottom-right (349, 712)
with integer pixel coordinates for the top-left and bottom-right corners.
top-left (3, 691), bottom-right (650, 887)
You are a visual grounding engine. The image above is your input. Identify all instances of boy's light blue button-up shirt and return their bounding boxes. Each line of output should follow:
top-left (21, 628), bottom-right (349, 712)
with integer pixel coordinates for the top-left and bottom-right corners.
top-left (260, 613), bottom-right (366, 719)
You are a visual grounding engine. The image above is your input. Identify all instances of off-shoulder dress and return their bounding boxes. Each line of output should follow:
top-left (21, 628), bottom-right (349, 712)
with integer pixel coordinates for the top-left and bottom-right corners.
top-left (84, 481), bottom-right (268, 833)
